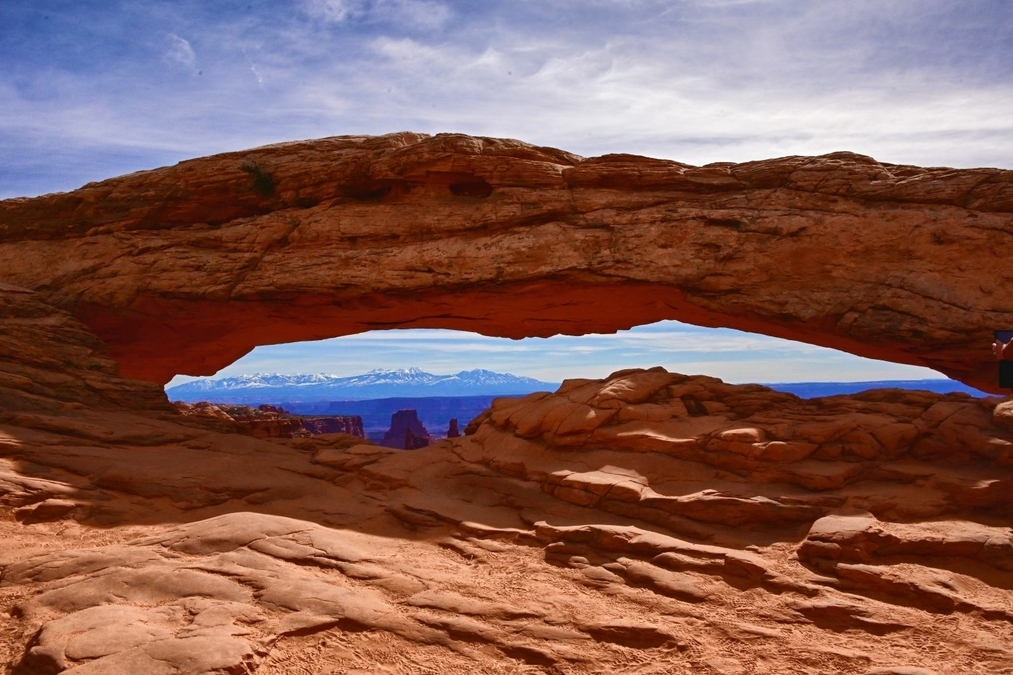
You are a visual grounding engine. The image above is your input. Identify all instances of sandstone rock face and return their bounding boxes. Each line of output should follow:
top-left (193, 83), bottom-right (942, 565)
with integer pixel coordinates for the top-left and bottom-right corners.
top-left (3, 294), bottom-right (1013, 674)
top-left (174, 401), bottom-right (303, 438)
top-left (0, 283), bottom-right (171, 413)
top-left (298, 415), bottom-right (365, 437)
top-left (174, 401), bottom-right (366, 439)
top-left (2, 133), bottom-right (1012, 391)
top-left (381, 409), bottom-right (432, 449)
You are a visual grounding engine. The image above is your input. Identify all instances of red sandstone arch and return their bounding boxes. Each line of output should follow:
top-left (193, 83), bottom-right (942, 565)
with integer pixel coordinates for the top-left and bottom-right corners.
top-left (1, 133), bottom-right (1012, 392)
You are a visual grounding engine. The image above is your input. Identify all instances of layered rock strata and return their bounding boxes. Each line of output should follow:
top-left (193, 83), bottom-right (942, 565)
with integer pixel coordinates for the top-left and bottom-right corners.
top-left (174, 402), bottom-right (366, 439)
top-left (0, 283), bottom-right (171, 413)
top-left (2, 133), bottom-right (1012, 391)
top-left (2, 288), bottom-right (1013, 672)
top-left (298, 416), bottom-right (365, 438)
top-left (380, 409), bottom-right (432, 449)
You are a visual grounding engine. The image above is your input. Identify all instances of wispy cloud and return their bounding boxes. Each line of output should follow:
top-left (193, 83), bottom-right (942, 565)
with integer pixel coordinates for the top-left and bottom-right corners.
top-left (4, 0), bottom-right (1012, 200)
top-left (301, 0), bottom-right (452, 30)
top-left (302, 0), bottom-right (354, 23)
top-left (163, 33), bottom-right (197, 71)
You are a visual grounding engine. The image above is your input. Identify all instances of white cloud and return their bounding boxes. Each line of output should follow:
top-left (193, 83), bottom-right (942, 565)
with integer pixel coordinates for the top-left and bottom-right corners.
top-left (301, 0), bottom-right (451, 29)
top-left (6, 0), bottom-right (1013, 195)
top-left (164, 34), bottom-right (197, 71)
top-left (302, 0), bottom-right (353, 23)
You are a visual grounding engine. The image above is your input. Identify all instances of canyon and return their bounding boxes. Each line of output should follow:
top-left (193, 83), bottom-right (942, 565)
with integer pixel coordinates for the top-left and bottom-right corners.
top-left (1, 133), bottom-right (1012, 674)
top-left (173, 403), bottom-right (366, 440)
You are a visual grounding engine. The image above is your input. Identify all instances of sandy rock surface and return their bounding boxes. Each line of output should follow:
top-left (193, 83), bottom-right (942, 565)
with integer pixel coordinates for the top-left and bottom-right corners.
top-left (2, 134), bottom-right (1012, 391)
top-left (2, 287), bottom-right (1013, 673)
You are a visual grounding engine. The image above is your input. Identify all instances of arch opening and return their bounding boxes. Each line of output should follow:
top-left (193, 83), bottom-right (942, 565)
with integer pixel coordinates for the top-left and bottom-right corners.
top-left (165, 319), bottom-right (982, 399)
top-left (164, 321), bottom-right (989, 445)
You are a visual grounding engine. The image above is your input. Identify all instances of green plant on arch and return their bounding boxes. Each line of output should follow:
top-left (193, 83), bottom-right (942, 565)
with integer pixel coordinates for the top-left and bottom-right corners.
top-left (240, 160), bottom-right (276, 197)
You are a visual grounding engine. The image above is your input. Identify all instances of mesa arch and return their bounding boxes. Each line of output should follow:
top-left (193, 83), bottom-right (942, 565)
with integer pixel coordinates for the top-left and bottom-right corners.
top-left (1, 132), bottom-right (1012, 392)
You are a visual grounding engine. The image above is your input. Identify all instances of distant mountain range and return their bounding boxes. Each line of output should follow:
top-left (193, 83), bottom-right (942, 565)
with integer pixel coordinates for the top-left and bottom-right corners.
top-left (167, 368), bottom-right (993, 405)
top-left (762, 379), bottom-right (990, 399)
top-left (165, 368), bottom-right (559, 403)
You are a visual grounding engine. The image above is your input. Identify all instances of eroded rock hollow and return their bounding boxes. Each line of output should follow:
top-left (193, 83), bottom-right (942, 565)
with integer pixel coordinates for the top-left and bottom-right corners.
top-left (2, 132), bottom-right (1012, 390)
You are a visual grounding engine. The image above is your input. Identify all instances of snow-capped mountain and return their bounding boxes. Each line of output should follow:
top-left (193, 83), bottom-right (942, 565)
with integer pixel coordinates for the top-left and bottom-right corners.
top-left (172, 373), bottom-right (340, 391)
top-left (166, 368), bottom-right (558, 403)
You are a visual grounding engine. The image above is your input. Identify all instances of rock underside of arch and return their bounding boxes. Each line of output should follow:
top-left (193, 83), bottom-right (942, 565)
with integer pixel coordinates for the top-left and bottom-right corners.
top-left (1, 132), bottom-right (1011, 391)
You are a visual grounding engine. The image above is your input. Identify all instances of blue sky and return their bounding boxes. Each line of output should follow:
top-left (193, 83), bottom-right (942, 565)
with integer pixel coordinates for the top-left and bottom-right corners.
top-left (3, 1), bottom-right (1012, 385)
top-left (180, 322), bottom-right (962, 387)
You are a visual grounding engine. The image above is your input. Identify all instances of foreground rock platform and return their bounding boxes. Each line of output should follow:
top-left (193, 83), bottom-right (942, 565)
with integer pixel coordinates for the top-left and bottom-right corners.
top-left (2, 287), bottom-right (1013, 673)
top-left (2, 133), bottom-right (1012, 391)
